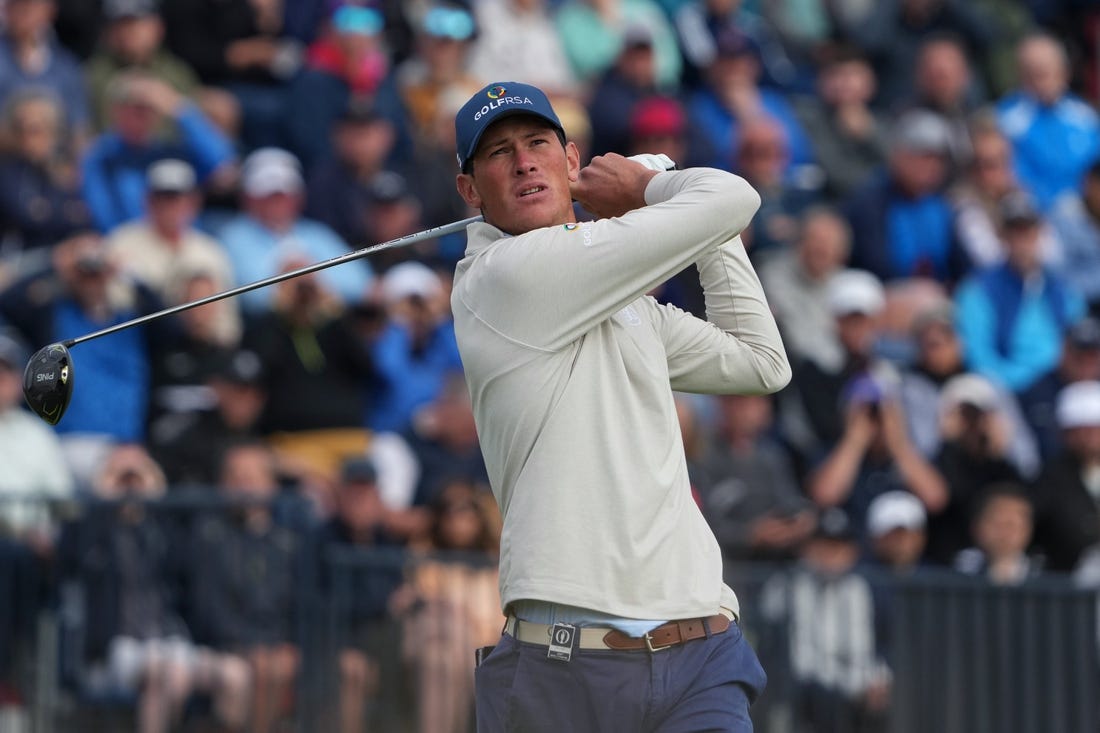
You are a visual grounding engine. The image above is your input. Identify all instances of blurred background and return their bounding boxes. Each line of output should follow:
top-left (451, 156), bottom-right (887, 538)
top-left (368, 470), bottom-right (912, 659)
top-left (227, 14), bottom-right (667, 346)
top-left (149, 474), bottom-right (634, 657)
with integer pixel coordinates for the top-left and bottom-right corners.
top-left (1, 0), bottom-right (1100, 731)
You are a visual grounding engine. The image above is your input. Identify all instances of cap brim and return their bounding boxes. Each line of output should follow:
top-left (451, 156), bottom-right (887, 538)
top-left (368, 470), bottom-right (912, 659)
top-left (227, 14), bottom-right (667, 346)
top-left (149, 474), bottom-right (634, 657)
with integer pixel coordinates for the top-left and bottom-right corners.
top-left (460, 109), bottom-right (562, 170)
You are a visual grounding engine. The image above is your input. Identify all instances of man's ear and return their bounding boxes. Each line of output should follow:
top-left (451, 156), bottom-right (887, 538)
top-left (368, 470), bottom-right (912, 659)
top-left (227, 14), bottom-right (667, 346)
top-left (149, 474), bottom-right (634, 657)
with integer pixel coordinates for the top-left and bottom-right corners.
top-left (566, 141), bottom-right (581, 183)
top-left (456, 173), bottom-right (482, 209)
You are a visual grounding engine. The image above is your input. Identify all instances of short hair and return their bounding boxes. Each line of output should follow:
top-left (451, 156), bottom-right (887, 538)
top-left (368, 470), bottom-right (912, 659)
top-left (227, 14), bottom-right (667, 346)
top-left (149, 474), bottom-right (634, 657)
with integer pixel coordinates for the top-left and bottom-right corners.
top-left (972, 482), bottom-right (1032, 524)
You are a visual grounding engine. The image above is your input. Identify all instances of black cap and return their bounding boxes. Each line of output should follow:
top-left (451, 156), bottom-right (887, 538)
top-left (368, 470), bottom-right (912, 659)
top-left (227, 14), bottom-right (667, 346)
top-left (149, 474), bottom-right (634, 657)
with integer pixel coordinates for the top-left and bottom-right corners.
top-left (999, 190), bottom-right (1042, 227)
top-left (368, 170), bottom-right (411, 204)
top-left (1068, 317), bottom-right (1100, 350)
top-left (340, 456), bottom-right (377, 484)
top-left (338, 97), bottom-right (381, 125)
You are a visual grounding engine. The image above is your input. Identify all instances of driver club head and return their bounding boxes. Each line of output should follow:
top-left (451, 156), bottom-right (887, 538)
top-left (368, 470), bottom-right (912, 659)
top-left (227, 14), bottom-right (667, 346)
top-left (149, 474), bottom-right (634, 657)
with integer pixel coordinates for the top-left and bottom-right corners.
top-left (23, 343), bottom-right (73, 426)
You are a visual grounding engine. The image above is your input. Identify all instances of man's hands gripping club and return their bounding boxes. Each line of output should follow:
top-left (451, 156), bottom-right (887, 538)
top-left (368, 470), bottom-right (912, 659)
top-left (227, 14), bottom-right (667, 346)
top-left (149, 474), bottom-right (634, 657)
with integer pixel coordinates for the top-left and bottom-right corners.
top-left (570, 153), bottom-right (676, 220)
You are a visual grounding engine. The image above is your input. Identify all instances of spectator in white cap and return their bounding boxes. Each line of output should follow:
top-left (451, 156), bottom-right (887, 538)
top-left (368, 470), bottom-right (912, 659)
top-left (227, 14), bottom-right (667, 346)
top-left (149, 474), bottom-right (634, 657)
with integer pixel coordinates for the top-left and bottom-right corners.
top-left (924, 372), bottom-right (1027, 565)
top-left (1032, 380), bottom-right (1100, 571)
top-left (867, 490), bottom-right (927, 574)
top-left (106, 158), bottom-right (235, 313)
top-left (367, 261), bottom-right (463, 434)
top-left (217, 147), bottom-right (374, 315)
top-left (778, 268), bottom-right (892, 465)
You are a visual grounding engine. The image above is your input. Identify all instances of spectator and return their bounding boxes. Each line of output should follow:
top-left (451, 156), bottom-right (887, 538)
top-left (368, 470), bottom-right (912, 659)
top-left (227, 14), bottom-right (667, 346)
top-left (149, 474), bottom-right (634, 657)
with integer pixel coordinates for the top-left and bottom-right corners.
top-left (687, 24), bottom-right (815, 173)
top-left (866, 489), bottom-right (928, 576)
top-left (863, 490), bottom-right (929, 669)
top-left (954, 482), bottom-right (1043, 584)
top-left (675, 0), bottom-right (801, 92)
top-left (899, 33), bottom-right (985, 167)
top-left (807, 367), bottom-right (949, 544)
top-left (0, 232), bottom-right (174, 484)
top-left (305, 5), bottom-right (389, 100)
top-left (243, 260), bottom-right (378, 497)
top-left (368, 262), bottom-right (462, 435)
top-left (312, 456), bottom-right (405, 733)
top-left (1049, 158), bottom-right (1100, 312)
top-left (466, 0), bottom-right (578, 96)
top-left (779, 268), bottom-right (892, 466)
top-left (404, 372), bottom-right (488, 512)
top-left (305, 100), bottom-right (403, 247)
top-left (0, 0), bottom-right (90, 140)
top-left (843, 109), bottom-right (969, 285)
top-left (105, 159), bottom-right (234, 307)
top-left (144, 270), bottom-right (242, 427)
top-left (697, 393), bottom-right (816, 563)
top-left (396, 478), bottom-right (502, 733)
top-left (760, 508), bottom-right (890, 733)
top-left (848, 0), bottom-right (991, 111)
top-left (997, 32), bottom-right (1100, 211)
top-left (1019, 316), bottom-right (1100, 463)
top-left (0, 86), bottom-right (91, 276)
top-left (84, 0), bottom-right (201, 132)
top-left (218, 147), bottom-right (373, 315)
top-left (926, 372), bottom-right (1025, 565)
top-left (81, 70), bottom-right (235, 232)
top-left (188, 440), bottom-right (303, 733)
top-left (951, 112), bottom-right (1063, 270)
top-left (792, 44), bottom-right (888, 200)
top-left (586, 23), bottom-right (663, 158)
top-left (954, 190), bottom-right (1086, 393)
top-left (760, 206), bottom-right (852, 373)
top-left (898, 303), bottom-right (1039, 476)
top-left (732, 114), bottom-right (821, 262)
top-left (150, 349), bottom-right (267, 488)
top-left (0, 329), bottom-right (74, 545)
top-left (1032, 381), bottom-right (1100, 572)
top-left (555, 0), bottom-right (682, 92)
top-left (624, 94), bottom-right (692, 165)
top-left (59, 444), bottom-right (251, 733)
top-left (161, 0), bottom-right (305, 152)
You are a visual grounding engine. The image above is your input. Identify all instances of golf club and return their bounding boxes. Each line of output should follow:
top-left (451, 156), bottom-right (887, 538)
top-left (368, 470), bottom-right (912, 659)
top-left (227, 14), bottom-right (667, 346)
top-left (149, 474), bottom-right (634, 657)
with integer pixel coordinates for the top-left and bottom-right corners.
top-left (23, 214), bottom-right (483, 425)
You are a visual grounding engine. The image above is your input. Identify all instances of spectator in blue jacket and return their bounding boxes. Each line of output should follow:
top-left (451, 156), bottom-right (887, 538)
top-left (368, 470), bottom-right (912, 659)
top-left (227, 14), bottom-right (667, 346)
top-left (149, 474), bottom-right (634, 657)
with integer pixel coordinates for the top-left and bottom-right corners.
top-left (0, 0), bottom-right (90, 139)
top-left (686, 24), bottom-right (815, 174)
top-left (955, 190), bottom-right (1086, 393)
top-left (1049, 158), bottom-right (1100, 312)
top-left (843, 109), bottom-right (969, 285)
top-left (367, 262), bottom-right (463, 435)
top-left (81, 70), bottom-right (235, 232)
top-left (997, 32), bottom-right (1100, 211)
top-left (218, 147), bottom-right (373, 316)
top-left (0, 232), bottom-right (175, 485)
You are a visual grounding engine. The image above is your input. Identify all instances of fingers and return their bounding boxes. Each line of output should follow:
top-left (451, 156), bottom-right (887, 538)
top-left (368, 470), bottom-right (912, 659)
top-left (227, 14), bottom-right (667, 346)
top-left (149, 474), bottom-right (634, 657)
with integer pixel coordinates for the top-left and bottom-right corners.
top-left (570, 154), bottom-right (659, 219)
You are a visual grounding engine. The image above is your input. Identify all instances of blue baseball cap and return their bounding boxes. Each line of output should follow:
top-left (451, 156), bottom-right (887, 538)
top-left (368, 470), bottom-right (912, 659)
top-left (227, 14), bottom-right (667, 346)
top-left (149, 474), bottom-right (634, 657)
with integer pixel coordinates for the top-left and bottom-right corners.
top-left (455, 81), bottom-right (563, 171)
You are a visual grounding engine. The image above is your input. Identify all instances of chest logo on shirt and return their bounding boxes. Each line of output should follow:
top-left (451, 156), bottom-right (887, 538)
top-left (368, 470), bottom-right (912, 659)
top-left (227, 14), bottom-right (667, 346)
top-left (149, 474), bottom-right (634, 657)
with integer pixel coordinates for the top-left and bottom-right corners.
top-left (564, 221), bottom-right (595, 247)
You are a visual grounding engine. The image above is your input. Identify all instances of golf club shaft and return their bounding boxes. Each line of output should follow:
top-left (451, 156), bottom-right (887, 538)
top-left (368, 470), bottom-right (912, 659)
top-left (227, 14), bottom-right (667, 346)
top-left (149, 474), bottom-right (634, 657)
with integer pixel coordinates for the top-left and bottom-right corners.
top-left (62, 215), bottom-right (483, 348)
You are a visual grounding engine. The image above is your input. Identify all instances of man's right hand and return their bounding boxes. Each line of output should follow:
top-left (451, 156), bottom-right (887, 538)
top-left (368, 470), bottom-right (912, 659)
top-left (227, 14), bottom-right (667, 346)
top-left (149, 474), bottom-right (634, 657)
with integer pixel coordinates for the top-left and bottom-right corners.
top-left (570, 153), bottom-right (665, 220)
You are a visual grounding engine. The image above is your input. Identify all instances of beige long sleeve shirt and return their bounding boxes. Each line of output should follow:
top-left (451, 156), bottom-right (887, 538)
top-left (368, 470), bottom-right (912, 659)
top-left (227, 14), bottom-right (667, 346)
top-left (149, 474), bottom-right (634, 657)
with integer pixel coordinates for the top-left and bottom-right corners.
top-left (450, 167), bottom-right (790, 620)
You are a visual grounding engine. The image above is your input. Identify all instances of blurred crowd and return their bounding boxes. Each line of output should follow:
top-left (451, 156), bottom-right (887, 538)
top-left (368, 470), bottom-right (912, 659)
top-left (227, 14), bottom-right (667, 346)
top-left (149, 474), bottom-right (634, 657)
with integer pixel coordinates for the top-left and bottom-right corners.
top-left (0, 0), bottom-right (1099, 731)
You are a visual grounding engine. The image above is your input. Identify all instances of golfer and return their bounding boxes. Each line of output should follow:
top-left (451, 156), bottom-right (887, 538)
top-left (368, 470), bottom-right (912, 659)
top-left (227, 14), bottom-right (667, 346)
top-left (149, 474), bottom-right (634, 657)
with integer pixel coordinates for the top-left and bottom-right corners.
top-left (451, 81), bottom-right (790, 732)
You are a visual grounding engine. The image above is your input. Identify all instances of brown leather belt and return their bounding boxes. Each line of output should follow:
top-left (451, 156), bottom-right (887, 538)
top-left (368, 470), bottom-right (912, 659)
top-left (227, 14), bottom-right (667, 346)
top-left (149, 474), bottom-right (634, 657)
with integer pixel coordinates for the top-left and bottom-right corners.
top-left (504, 612), bottom-right (731, 652)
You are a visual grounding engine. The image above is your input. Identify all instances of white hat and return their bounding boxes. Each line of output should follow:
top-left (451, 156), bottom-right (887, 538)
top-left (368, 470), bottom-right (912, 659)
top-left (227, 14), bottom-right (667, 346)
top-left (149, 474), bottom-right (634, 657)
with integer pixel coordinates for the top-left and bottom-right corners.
top-left (1056, 381), bottom-right (1100, 429)
top-left (147, 158), bottom-right (196, 193)
top-left (867, 491), bottom-right (926, 538)
top-left (241, 147), bottom-right (303, 197)
top-left (826, 269), bottom-right (885, 317)
top-left (940, 372), bottom-right (999, 412)
top-left (382, 262), bottom-right (442, 304)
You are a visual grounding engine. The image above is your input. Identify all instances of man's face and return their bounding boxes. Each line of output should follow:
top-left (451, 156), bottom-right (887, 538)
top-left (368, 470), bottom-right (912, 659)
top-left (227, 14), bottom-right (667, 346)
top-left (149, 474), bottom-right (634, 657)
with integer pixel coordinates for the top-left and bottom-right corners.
top-left (456, 116), bottom-right (580, 236)
top-left (148, 190), bottom-right (199, 234)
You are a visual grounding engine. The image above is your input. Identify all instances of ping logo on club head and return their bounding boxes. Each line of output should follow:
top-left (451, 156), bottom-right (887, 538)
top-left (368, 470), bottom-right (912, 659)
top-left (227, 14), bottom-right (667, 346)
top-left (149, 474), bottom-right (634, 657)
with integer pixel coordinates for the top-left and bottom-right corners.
top-left (487, 85), bottom-right (506, 99)
top-left (36, 372), bottom-right (55, 382)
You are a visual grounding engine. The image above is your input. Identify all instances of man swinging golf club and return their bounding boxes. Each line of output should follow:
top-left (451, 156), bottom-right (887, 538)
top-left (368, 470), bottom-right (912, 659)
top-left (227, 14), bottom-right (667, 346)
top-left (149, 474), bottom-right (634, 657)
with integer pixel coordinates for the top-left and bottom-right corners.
top-left (450, 80), bottom-right (790, 732)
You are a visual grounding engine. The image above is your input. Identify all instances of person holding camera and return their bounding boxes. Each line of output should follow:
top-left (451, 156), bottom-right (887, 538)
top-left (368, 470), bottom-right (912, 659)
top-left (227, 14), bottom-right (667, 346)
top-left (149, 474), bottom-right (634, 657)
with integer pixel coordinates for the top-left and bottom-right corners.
top-left (925, 372), bottom-right (1025, 566)
top-left (807, 366), bottom-right (948, 547)
top-left (0, 232), bottom-right (175, 485)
